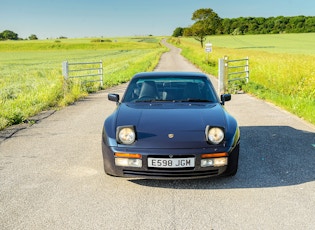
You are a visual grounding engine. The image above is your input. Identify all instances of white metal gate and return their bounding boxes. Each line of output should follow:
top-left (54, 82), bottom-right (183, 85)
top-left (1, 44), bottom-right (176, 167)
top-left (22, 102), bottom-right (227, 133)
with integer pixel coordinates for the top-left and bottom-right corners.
top-left (218, 56), bottom-right (249, 94)
top-left (62, 61), bottom-right (103, 87)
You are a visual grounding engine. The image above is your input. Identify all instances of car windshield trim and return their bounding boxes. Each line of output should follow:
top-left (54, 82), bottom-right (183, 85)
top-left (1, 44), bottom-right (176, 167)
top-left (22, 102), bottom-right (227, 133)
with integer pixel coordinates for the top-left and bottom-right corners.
top-left (179, 99), bottom-right (213, 102)
top-left (135, 99), bottom-right (174, 103)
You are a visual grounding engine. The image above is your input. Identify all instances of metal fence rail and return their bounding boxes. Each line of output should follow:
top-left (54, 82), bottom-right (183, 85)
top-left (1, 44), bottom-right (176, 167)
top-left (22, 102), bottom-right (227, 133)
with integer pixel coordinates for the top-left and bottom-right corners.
top-left (62, 61), bottom-right (103, 87)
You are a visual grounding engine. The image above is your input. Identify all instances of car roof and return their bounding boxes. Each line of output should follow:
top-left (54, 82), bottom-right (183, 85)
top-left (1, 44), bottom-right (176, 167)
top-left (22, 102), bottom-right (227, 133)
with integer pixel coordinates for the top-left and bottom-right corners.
top-left (132, 72), bottom-right (209, 80)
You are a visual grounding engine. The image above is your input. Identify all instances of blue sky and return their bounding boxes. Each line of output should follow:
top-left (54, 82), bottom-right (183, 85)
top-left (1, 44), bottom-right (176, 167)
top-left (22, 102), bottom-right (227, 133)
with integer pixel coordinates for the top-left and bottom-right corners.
top-left (1, 0), bottom-right (315, 39)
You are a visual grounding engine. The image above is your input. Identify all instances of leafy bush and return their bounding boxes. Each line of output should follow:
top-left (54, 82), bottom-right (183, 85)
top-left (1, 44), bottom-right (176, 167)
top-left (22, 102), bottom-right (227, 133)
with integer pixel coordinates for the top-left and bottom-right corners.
top-left (91, 39), bottom-right (112, 43)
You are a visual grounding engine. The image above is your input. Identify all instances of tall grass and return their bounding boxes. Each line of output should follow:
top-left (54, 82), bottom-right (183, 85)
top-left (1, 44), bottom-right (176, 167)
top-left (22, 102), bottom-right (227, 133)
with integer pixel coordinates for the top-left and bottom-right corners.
top-left (0, 38), bottom-right (166, 130)
top-left (169, 35), bottom-right (315, 125)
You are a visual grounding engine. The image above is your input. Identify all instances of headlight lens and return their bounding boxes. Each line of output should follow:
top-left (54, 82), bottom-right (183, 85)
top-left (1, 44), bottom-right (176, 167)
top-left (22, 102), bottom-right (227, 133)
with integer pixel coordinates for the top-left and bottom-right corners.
top-left (207, 127), bottom-right (224, 144)
top-left (117, 126), bottom-right (136, 144)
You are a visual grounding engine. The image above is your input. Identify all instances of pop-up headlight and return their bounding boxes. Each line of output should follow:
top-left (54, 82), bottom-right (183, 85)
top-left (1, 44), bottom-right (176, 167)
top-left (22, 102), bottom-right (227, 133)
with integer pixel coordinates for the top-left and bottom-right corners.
top-left (206, 126), bottom-right (225, 145)
top-left (116, 126), bottom-right (136, 145)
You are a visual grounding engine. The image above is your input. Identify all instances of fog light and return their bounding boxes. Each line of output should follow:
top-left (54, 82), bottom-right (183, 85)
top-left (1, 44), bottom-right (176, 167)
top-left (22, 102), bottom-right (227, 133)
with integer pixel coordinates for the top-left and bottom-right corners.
top-left (201, 157), bottom-right (228, 167)
top-left (115, 158), bottom-right (142, 167)
top-left (213, 157), bottom-right (228, 167)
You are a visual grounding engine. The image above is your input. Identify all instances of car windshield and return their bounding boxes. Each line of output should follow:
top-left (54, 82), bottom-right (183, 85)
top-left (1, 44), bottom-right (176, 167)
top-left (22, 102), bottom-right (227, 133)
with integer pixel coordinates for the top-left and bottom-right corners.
top-left (122, 76), bottom-right (218, 103)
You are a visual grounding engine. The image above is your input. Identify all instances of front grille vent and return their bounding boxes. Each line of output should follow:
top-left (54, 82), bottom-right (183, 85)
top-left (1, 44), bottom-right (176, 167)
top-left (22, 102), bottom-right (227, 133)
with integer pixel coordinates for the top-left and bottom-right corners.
top-left (123, 169), bottom-right (219, 178)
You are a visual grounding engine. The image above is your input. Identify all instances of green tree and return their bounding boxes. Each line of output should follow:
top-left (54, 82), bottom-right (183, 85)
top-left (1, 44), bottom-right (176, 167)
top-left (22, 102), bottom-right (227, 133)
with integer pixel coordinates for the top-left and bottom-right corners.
top-left (247, 18), bottom-right (259, 34)
top-left (221, 18), bottom-right (232, 34)
top-left (288, 16), bottom-right (306, 32)
top-left (274, 16), bottom-right (289, 33)
top-left (305, 17), bottom-right (315, 32)
top-left (191, 8), bottom-right (221, 47)
top-left (172, 27), bottom-right (184, 37)
top-left (28, 34), bottom-right (38, 40)
top-left (0, 30), bottom-right (18, 40)
top-left (190, 22), bottom-right (207, 47)
top-left (183, 27), bottom-right (193, 36)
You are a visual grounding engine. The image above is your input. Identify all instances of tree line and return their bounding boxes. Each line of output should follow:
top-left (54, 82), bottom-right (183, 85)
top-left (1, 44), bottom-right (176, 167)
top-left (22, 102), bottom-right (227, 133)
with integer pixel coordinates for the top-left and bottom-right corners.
top-left (220, 15), bottom-right (315, 35)
top-left (173, 8), bottom-right (315, 46)
top-left (0, 30), bottom-right (38, 40)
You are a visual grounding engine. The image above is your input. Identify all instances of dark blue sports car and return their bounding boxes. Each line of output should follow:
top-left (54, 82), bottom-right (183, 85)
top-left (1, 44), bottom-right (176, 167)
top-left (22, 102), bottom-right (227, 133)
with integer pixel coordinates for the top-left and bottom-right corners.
top-left (102, 72), bottom-right (240, 179)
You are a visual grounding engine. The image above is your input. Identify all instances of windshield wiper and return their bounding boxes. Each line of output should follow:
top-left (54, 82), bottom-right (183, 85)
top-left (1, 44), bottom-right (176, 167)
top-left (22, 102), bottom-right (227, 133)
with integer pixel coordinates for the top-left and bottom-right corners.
top-left (135, 99), bottom-right (173, 103)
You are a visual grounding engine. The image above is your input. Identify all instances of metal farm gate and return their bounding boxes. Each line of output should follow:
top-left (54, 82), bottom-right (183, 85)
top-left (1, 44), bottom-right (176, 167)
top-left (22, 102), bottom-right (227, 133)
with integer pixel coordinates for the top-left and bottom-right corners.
top-left (62, 60), bottom-right (103, 87)
top-left (218, 56), bottom-right (249, 94)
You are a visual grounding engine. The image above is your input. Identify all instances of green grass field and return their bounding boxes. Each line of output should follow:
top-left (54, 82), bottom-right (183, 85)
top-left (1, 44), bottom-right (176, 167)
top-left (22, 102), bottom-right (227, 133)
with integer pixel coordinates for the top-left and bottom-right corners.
top-left (203, 33), bottom-right (315, 55)
top-left (169, 33), bottom-right (315, 125)
top-left (0, 37), bottom-right (167, 130)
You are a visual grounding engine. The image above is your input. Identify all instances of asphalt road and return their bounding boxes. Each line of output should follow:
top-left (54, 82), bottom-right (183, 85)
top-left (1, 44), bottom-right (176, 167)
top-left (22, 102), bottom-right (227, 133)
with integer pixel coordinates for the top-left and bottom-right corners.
top-left (1, 40), bottom-right (314, 230)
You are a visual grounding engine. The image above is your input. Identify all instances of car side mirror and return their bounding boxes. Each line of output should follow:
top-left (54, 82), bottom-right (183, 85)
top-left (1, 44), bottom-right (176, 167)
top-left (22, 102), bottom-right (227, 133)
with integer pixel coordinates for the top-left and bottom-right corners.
top-left (220, 94), bottom-right (231, 105)
top-left (108, 93), bottom-right (120, 102)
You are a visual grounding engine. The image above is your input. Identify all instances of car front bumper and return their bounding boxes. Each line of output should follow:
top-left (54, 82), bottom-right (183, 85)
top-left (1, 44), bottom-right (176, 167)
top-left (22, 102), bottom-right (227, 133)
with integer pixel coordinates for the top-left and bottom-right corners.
top-left (102, 142), bottom-right (239, 179)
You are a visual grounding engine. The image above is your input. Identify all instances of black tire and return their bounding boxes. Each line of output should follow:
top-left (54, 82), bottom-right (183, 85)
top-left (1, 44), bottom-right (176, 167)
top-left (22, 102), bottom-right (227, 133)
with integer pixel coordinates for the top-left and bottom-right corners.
top-left (224, 143), bottom-right (240, 177)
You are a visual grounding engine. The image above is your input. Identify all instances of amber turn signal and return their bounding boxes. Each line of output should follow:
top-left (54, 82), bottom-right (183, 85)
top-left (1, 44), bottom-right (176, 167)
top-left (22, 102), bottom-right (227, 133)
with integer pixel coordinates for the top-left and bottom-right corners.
top-left (114, 153), bottom-right (142, 159)
top-left (201, 152), bottom-right (228, 158)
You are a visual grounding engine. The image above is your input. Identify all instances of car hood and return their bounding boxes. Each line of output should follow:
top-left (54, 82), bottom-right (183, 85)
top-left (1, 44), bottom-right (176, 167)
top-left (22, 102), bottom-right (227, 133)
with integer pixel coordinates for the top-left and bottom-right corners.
top-left (115, 103), bottom-right (228, 149)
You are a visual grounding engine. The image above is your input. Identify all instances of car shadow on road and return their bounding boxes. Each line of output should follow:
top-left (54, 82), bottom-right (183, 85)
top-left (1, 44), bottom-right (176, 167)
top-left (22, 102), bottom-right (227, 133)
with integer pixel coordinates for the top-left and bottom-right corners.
top-left (129, 126), bottom-right (315, 189)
